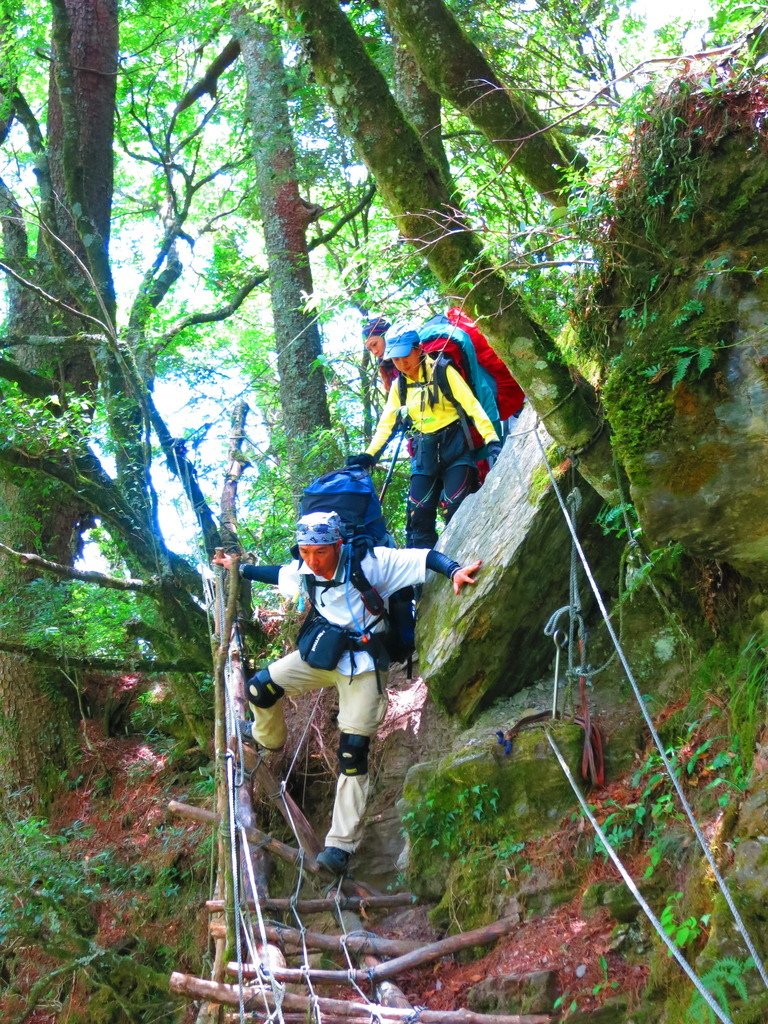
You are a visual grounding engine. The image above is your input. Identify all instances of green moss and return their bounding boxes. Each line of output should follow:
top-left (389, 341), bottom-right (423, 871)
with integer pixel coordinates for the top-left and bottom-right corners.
top-left (601, 362), bottom-right (673, 483)
top-left (69, 957), bottom-right (172, 1024)
top-left (576, 71), bottom-right (768, 490)
top-left (527, 443), bottom-right (567, 505)
top-left (401, 723), bottom-right (585, 930)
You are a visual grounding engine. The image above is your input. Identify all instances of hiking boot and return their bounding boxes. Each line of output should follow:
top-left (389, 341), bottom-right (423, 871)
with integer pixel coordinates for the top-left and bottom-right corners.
top-left (237, 719), bottom-right (258, 748)
top-left (316, 846), bottom-right (350, 876)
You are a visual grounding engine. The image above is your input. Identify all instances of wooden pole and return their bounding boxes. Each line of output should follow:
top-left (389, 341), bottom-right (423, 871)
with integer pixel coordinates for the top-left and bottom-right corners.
top-left (252, 759), bottom-right (322, 859)
top-left (168, 800), bottom-right (317, 872)
top-left (249, 761), bottom-right (384, 901)
top-left (170, 972), bottom-right (552, 1023)
top-left (209, 921), bottom-right (419, 957)
top-left (226, 962), bottom-right (370, 985)
top-left (219, 914), bottom-right (522, 985)
top-left (225, 1015), bottom-right (375, 1024)
top-left (207, 893), bottom-right (414, 914)
top-left (213, 557), bottom-right (242, 958)
top-left (367, 915), bottom-right (520, 983)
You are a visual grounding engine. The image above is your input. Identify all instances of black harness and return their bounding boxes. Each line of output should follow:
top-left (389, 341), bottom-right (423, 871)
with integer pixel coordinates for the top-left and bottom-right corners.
top-left (300, 544), bottom-right (390, 684)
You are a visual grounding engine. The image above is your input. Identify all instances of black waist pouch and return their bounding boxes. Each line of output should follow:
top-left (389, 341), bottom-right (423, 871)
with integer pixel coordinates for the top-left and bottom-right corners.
top-left (297, 614), bottom-right (349, 670)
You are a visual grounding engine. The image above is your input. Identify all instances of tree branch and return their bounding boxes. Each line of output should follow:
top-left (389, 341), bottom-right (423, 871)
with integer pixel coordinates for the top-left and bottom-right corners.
top-left (0, 358), bottom-right (59, 397)
top-left (0, 259), bottom-right (111, 332)
top-left (0, 333), bottom-right (102, 349)
top-left (9, 87), bottom-right (59, 240)
top-left (147, 396), bottom-right (222, 556)
top-left (174, 38), bottom-right (242, 114)
top-left (0, 641), bottom-right (203, 675)
top-left (160, 269), bottom-right (270, 344)
top-left (381, 0), bottom-right (584, 203)
top-left (0, 541), bottom-right (159, 592)
top-left (309, 181), bottom-right (377, 248)
top-left (0, 176), bottom-right (28, 263)
top-left (219, 400), bottom-right (249, 550)
top-left (0, 442), bottom-right (149, 560)
top-left (160, 183), bottom-right (376, 345)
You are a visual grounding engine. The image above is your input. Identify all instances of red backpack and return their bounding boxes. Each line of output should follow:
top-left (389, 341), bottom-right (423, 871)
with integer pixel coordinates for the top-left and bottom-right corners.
top-left (445, 308), bottom-right (525, 420)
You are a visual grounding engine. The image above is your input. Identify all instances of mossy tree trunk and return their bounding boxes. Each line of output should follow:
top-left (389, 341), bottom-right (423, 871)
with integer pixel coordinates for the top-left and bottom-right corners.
top-left (0, 0), bottom-right (119, 808)
top-left (0, 0), bottom-right (215, 806)
top-left (233, 8), bottom-right (332, 450)
top-left (389, 18), bottom-right (451, 184)
top-left (380, 0), bottom-right (584, 203)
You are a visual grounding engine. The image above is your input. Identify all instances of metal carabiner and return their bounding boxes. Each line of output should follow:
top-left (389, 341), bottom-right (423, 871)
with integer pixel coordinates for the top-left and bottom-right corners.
top-left (551, 629), bottom-right (567, 719)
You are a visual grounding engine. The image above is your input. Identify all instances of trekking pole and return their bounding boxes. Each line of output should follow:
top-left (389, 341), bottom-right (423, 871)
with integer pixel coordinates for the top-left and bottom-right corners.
top-left (379, 423), bottom-right (406, 503)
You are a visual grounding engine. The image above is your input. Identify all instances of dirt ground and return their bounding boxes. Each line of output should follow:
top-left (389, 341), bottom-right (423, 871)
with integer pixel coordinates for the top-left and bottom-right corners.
top-left (8, 669), bottom-right (658, 1022)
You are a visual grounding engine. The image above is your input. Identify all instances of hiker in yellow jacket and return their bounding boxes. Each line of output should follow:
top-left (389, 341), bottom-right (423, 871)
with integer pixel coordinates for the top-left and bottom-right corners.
top-left (348, 327), bottom-right (501, 547)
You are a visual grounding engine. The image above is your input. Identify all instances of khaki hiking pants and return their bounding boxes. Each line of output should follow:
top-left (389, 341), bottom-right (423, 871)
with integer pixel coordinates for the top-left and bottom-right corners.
top-left (251, 649), bottom-right (387, 853)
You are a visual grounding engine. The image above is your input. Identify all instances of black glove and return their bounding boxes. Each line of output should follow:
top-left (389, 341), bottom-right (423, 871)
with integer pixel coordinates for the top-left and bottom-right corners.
top-left (346, 452), bottom-right (375, 470)
top-left (486, 441), bottom-right (502, 468)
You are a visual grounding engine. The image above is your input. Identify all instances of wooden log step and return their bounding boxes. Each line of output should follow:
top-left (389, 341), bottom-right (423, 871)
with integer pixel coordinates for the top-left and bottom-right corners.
top-left (209, 921), bottom-right (419, 956)
top-left (225, 1016), bottom-right (374, 1024)
top-left (225, 961), bottom-right (369, 985)
top-left (168, 800), bottom-right (317, 873)
top-left (170, 972), bottom-right (552, 1023)
top-left (207, 893), bottom-right (414, 914)
top-left (220, 915), bottom-right (519, 984)
top-left (367, 915), bottom-right (519, 982)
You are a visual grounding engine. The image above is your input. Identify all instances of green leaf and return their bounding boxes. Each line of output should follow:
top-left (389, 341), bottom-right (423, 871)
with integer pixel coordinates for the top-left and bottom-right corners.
top-left (671, 354), bottom-right (694, 387)
top-left (697, 346), bottom-right (715, 374)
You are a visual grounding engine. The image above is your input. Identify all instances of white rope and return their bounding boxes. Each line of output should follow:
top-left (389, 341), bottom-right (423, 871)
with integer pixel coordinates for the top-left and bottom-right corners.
top-left (332, 883), bottom-right (376, 1005)
top-left (533, 426), bottom-right (768, 988)
top-left (285, 849), bottom-right (323, 1024)
top-left (238, 821), bottom-right (287, 1023)
top-left (225, 752), bottom-right (249, 1024)
top-left (547, 732), bottom-right (733, 1024)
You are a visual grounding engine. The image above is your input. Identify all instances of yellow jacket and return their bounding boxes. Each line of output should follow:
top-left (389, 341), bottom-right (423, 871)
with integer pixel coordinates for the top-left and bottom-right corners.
top-left (366, 358), bottom-right (499, 458)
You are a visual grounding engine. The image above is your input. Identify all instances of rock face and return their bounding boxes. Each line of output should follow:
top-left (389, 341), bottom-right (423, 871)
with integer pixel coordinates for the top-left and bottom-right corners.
top-left (620, 273), bottom-right (768, 577)
top-left (466, 969), bottom-right (557, 1014)
top-left (584, 90), bottom-right (768, 580)
top-left (398, 720), bottom-right (586, 930)
top-left (417, 407), bottom-right (623, 721)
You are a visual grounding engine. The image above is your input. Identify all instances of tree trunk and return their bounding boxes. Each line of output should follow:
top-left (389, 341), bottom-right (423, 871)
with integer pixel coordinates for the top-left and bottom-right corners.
top-left (276, 0), bottom-right (615, 496)
top-left (0, 0), bottom-right (118, 807)
top-left (233, 8), bottom-right (331, 445)
top-left (390, 24), bottom-right (450, 183)
top-left (380, 0), bottom-right (583, 203)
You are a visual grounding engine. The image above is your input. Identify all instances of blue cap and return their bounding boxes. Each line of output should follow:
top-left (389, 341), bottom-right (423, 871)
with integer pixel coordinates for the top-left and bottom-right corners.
top-left (383, 329), bottom-right (420, 360)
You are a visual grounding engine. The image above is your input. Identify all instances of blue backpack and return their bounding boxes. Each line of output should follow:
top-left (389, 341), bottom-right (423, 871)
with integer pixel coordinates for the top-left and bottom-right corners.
top-left (416, 315), bottom-right (502, 457)
top-left (299, 469), bottom-right (415, 668)
top-left (300, 468), bottom-right (389, 545)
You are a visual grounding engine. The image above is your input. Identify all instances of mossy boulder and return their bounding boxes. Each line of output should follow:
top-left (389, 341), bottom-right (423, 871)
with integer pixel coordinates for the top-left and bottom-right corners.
top-left (399, 720), bottom-right (585, 930)
top-left (466, 969), bottom-right (558, 1014)
top-left (582, 75), bottom-right (768, 578)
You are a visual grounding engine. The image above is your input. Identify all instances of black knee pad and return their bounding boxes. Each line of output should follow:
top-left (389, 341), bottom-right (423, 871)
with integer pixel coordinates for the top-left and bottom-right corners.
top-left (247, 668), bottom-right (284, 709)
top-left (337, 733), bottom-right (370, 777)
